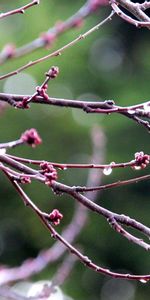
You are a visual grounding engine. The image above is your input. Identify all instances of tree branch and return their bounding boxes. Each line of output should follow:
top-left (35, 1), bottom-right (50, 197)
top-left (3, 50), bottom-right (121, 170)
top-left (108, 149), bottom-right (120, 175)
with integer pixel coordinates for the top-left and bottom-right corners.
top-left (0, 11), bottom-right (115, 81)
top-left (0, 0), bottom-right (40, 20)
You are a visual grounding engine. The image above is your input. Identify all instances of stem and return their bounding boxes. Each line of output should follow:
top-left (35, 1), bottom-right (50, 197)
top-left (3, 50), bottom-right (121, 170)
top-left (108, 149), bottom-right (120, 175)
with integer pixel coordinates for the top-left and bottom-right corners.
top-left (74, 174), bottom-right (150, 192)
top-left (0, 0), bottom-right (40, 20)
top-left (0, 11), bottom-right (115, 81)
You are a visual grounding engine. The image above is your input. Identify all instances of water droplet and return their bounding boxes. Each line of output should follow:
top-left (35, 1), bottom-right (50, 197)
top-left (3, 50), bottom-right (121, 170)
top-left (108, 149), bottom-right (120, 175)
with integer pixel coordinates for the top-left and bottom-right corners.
top-left (127, 109), bottom-right (135, 115)
top-left (103, 167), bottom-right (112, 176)
top-left (133, 166), bottom-right (141, 171)
top-left (63, 166), bottom-right (67, 170)
top-left (143, 103), bottom-right (150, 113)
top-left (110, 161), bottom-right (115, 166)
top-left (139, 279), bottom-right (148, 284)
top-left (0, 148), bottom-right (6, 155)
top-left (51, 233), bottom-right (56, 238)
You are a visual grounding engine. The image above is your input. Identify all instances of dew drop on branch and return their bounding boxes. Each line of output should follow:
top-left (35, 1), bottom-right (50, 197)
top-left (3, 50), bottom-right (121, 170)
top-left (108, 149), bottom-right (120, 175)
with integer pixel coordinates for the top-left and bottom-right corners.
top-left (127, 109), bottom-right (135, 115)
top-left (139, 279), bottom-right (148, 284)
top-left (103, 167), bottom-right (112, 176)
top-left (63, 166), bottom-right (67, 170)
top-left (0, 148), bottom-right (6, 155)
top-left (133, 166), bottom-right (142, 171)
top-left (143, 103), bottom-right (150, 113)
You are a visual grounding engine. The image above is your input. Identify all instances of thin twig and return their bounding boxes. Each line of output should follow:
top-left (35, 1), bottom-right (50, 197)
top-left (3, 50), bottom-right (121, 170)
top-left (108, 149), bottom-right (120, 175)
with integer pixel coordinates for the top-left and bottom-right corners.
top-left (110, 0), bottom-right (150, 28)
top-left (52, 180), bottom-right (150, 245)
top-left (0, 11), bottom-right (115, 81)
top-left (0, 127), bottom-right (105, 284)
top-left (0, 0), bottom-right (40, 20)
top-left (3, 174), bottom-right (150, 282)
top-left (1, 93), bottom-right (150, 131)
top-left (0, 0), bottom-right (109, 64)
top-left (73, 174), bottom-right (150, 192)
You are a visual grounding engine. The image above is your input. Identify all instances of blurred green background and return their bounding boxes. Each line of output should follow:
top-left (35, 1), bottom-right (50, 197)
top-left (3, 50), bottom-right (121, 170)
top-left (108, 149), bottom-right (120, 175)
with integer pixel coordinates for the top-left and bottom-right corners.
top-left (0, 0), bottom-right (150, 299)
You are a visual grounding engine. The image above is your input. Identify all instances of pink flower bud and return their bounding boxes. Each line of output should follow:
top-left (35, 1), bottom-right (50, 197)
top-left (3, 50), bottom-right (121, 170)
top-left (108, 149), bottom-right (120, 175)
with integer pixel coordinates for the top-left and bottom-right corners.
top-left (21, 128), bottom-right (42, 147)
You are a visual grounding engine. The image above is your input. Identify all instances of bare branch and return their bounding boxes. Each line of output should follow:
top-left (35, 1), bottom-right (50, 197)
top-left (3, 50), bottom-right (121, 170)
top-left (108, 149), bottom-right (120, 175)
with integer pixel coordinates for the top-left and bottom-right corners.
top-left (73, 174), bottom-right (150, 192)
top-left (0, 0), bottom-right (108, 64)
top-left (110, 0), bottom-right (150, 28)
top-left (1, 0), bottom-right (150, 287)
top-left (1, 172), bottom-right (150, 282)
top-left (0, 0), bottom-right (40, 20)
top-left (0, 127), bottom-right (106, 284)
top-left (0, 11), bottom-right (115, 81)
top-left (1, 92), bottom-right (150, 131)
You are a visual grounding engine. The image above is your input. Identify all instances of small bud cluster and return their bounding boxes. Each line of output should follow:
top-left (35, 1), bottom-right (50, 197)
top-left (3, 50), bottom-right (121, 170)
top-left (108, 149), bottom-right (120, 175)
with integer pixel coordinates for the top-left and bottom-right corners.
top-left (46, 66), bottom-right (59, 79)
top-left (72, 18), bottom-right (84, 28)
top-left (1, 43), bottom-right (16, 59)
top-left (133, 151), bottom-right (150, 170)
top-left (40, 32), bottom-right (56, 47)
top-left (48, 209), bottom-right (63, 226)
top-left (20, 175), bottom-right (31, 184)
top-left (55, 20), bottom-right (66, 32)
top-left (21, 128), bottom-right (42, 147)
top-left (36, 66), bottom-right (59, 101)
top-left (16, 97), bottom-right (30, 109)
top-left (40, 162), bottom-right (58, 185)
top-left (36, 85), bottom-right (49, 101)
top-left (89, 0), bottom-right (109, 11)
